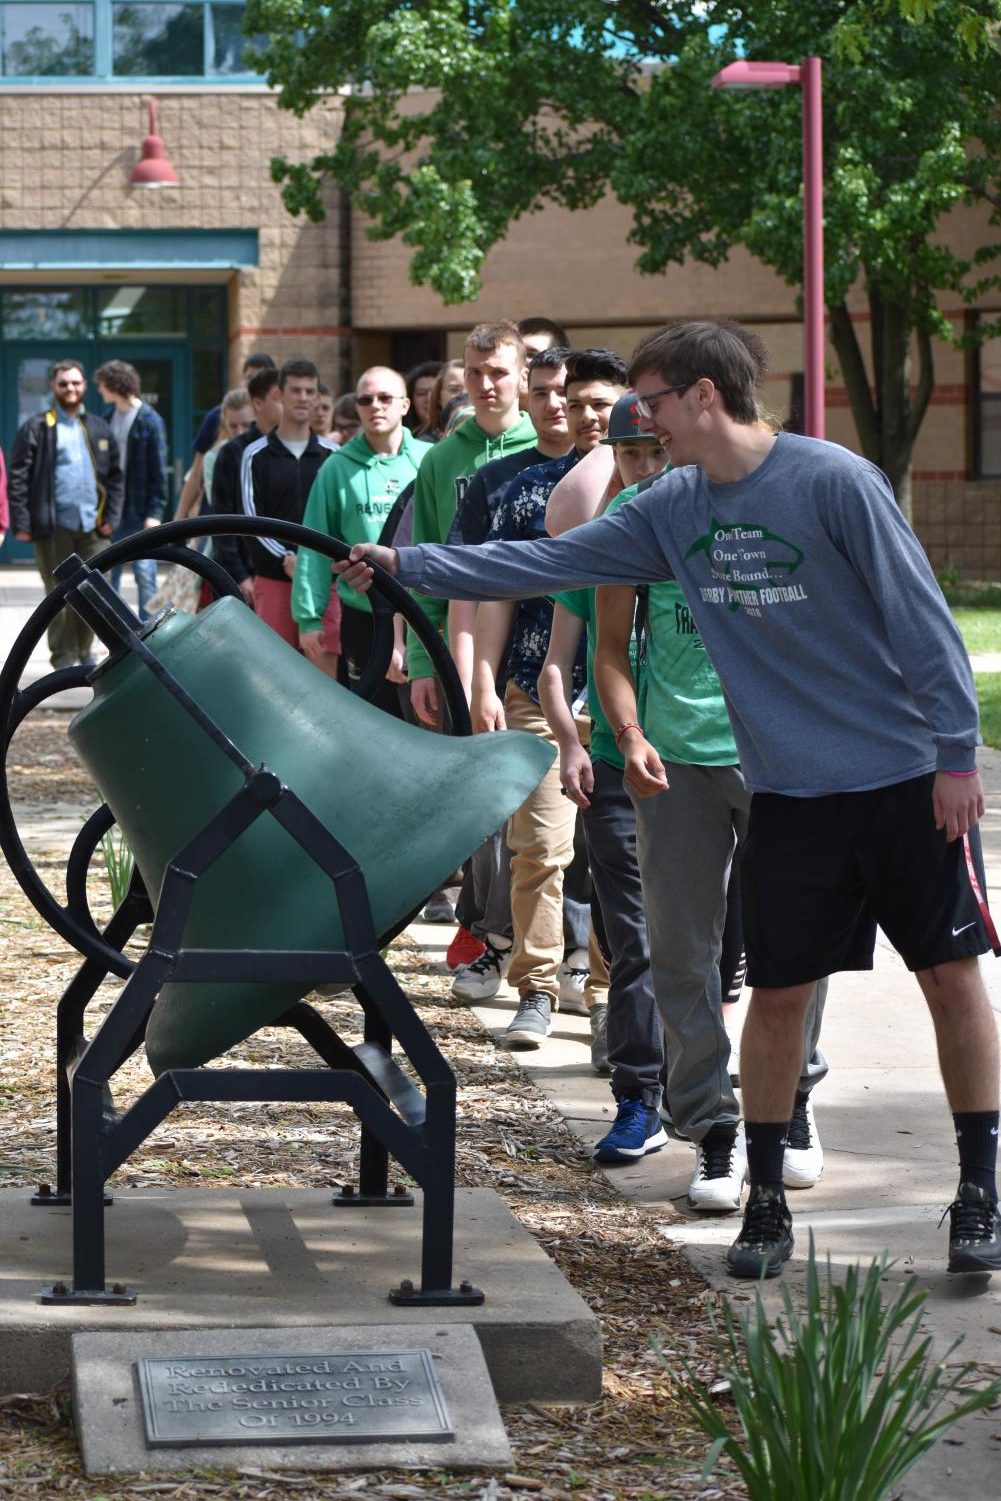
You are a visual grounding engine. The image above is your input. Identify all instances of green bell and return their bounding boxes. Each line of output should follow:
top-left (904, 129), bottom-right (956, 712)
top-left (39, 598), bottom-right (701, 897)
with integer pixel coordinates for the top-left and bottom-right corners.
top-left (68, 597), bottom-right (554, 1076)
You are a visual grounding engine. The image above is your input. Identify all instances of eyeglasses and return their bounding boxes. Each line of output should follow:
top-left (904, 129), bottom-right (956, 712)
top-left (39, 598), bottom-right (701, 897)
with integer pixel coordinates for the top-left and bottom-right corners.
top-left (356, 393), bottom-right (404, 407)
top-left (634, 381), bottom-right (695, 419)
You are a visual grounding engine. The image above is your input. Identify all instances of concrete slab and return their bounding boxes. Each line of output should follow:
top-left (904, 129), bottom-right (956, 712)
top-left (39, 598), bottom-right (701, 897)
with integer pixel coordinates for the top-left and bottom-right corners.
top-left (0, 1187), bottom-right (601, 1403)
top-left (73, 1323), bottom-right (511, 1475)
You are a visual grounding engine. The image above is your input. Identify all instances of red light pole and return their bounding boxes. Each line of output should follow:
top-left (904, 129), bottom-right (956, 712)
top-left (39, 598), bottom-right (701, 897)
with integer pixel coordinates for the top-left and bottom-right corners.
top-left (712, 58), bottom-right (825, 440)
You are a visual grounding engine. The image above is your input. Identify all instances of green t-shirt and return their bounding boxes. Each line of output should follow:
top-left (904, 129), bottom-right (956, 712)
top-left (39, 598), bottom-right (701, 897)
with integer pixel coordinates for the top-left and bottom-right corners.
top-left (555, 481), bottom-right (737, 769)
top-left (641, 579), bottom-right (738, 765)
top-left (554, 487), bottom-right (638, 772)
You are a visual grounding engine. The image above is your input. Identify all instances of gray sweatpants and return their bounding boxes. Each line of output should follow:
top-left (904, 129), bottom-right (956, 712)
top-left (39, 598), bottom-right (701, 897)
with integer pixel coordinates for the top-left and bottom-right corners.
top-left (630, 760), bottom-right (827, 1143)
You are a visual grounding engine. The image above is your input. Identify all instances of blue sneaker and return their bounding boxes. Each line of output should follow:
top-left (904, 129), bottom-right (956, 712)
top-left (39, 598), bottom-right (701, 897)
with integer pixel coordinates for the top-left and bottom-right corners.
top-left (593, 1096), bottom-right (668, 1163)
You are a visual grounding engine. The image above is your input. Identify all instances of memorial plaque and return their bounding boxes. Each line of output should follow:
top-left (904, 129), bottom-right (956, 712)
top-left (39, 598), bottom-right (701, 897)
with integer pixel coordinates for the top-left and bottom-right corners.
top-left (137, 1350), bottom-right (453, 1448)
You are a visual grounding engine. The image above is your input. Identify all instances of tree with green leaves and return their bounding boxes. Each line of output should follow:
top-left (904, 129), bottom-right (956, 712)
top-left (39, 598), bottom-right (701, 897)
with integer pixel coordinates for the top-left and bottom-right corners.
top-left (245, 0), bottom-right (1001, 513)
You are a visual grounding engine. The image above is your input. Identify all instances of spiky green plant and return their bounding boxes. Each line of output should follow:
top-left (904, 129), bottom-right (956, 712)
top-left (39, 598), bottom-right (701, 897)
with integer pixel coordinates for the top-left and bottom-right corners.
top-left (661, 1236), bottom-right (1001, 1501)
top-left (99, 824), bottom-right (134, 911)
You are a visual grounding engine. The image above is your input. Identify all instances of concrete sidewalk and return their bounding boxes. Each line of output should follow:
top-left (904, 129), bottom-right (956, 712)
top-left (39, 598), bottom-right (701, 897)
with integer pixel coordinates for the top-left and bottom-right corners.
top-left (412, 774), bottom-right (1001, 1488)
top-left (2, 561), bottom-right (1001, 1494)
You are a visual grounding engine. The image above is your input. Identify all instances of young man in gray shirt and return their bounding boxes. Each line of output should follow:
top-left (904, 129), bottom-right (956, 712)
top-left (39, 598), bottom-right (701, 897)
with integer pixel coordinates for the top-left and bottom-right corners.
top-left (336, 318), bottom-right (997, 1284)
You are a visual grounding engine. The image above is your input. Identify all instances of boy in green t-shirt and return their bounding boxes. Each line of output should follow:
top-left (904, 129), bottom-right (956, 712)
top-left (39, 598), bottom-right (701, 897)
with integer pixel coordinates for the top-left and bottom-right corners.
top-left (538, 395), bottom-right (669, 1158)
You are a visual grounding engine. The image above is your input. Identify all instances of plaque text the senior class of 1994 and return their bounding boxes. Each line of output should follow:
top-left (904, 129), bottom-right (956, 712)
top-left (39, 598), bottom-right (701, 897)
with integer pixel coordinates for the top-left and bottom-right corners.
top-left (137, 1350), bottom-right (454, 1448)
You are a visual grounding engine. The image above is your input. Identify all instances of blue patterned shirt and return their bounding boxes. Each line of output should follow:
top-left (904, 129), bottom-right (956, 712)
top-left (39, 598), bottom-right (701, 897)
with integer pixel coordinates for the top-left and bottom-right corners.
top-left (485, 450), bottom-right (587, 704)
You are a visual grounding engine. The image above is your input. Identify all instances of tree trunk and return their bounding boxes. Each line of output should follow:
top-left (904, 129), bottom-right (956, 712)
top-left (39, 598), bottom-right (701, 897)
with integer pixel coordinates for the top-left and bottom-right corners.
top-left (829, 302), bottom-right (880, 461)
top-left (827, 287), bottom-right (935, 523)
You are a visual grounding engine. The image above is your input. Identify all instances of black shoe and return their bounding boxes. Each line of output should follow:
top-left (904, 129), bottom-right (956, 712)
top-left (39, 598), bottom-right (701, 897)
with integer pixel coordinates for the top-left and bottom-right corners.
top-left (945, 1182), bottom-right (1001, 1273)
top-left (726, 1185), bottom-right (794, 1279)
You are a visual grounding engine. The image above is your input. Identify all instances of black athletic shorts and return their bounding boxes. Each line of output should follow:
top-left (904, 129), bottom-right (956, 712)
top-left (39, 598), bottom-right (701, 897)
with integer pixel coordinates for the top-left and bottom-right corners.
top-left (741, 772), bottom-right (992, 987)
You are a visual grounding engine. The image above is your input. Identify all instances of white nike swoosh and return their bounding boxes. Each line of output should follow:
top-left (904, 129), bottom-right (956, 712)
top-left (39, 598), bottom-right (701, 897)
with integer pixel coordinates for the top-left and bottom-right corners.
top-left (952, 922), bottom-right (977, 936)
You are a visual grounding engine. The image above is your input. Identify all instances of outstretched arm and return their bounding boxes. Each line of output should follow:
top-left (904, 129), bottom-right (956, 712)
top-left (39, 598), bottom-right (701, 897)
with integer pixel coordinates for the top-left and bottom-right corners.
top-left (336, 493), bottom-right (674, 605)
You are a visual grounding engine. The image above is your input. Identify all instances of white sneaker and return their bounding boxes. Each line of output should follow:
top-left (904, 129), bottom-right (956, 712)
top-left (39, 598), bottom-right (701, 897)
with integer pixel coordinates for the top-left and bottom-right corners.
top-left (451, 938), bottom-right (512, 1002)
top-left (688, 1123), bottom-right (746, 1213)
top-left (783, 1094), bottom-right (824, 1188)
top-left (557, 948), bottom-right (590, 1015)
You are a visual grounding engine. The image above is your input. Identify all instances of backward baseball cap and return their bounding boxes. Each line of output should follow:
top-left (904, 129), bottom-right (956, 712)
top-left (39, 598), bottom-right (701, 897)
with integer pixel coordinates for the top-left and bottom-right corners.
top-left (599, 392), bottom-right (660, 443)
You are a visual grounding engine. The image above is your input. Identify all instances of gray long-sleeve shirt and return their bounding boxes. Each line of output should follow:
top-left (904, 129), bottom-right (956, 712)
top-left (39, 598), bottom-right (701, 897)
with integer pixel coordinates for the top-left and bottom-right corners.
top-left (396, 432), bottom-right (979, 797)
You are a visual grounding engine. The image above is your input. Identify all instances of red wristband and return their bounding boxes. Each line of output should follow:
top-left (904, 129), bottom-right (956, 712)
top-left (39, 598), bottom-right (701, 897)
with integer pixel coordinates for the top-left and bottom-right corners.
top-left (615, 722), bottom-right (642, 748)
top-left (942, 769), bottom-right (978, 777)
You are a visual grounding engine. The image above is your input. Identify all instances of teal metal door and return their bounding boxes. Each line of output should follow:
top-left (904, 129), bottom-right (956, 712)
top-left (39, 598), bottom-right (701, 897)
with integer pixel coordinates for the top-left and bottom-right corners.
top-left (93, 341), bottom-right (187, 510)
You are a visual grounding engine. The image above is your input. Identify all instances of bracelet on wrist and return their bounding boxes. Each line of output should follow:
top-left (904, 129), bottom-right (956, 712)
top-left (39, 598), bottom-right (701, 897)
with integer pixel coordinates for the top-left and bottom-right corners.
top-left (614, 721), bottom-right (642, 748)
top-left (942, 768), bottom-right (978, 778)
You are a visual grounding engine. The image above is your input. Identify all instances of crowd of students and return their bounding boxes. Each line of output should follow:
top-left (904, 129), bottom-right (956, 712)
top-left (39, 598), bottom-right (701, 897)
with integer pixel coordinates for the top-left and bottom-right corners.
top-left (185, 315), bottom-right (1000, 1283)
top-left (11, 317), bottom-right (995, 1286)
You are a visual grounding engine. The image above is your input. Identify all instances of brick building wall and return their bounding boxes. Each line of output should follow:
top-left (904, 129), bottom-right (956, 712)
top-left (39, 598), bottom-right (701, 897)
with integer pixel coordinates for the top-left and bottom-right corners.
top-left (0, 90), bottom-right (347, 389)
top-left (913, 481), bottom-right (1001, 579)
top-left (353, 185), bottom-right (999, 580)
top-left (0, 85), bottom-right (995, 577)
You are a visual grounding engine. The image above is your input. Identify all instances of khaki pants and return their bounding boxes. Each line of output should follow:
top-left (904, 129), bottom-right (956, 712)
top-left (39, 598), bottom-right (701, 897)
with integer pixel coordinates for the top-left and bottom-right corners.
top-left (34, 526), bottom-right (110, 667)
top-left (504, 682), bottom-right (608, 1004)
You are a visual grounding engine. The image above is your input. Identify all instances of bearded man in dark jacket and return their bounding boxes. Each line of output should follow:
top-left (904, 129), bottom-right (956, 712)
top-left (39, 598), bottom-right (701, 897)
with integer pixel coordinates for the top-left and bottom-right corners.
top-left (10, 358), bottom-right (123, 668)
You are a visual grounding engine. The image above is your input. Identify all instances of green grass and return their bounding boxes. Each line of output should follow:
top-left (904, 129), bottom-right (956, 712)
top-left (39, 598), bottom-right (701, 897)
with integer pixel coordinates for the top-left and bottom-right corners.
top-left (976, 672), bottom-right (1001, 750)
top-left (98, 824), bottom-right (135, 910)
top-left (952, 607), bottom-right (1001, 658)
top-left (947, 610), bottom-right (1000, 748)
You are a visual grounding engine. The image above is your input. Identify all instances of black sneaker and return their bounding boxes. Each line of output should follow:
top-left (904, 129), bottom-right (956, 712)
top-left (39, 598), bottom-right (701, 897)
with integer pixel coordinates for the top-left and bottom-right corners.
top-left (945, 1182), bottom-right (1001, 1273)
top-left (725, 1185), bottom-right (794, 1279)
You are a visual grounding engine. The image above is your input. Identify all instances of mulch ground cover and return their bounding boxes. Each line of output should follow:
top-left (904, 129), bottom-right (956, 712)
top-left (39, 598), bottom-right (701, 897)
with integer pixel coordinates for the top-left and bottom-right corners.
top-left (0, 713), bottom-right (744, 1500)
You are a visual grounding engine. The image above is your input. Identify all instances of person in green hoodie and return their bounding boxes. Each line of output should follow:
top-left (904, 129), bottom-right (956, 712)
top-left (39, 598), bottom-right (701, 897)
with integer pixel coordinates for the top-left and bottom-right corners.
top-left (292, 366), bottom-right (432, 713)
top-left (407, 320), bottom-right (538, 726)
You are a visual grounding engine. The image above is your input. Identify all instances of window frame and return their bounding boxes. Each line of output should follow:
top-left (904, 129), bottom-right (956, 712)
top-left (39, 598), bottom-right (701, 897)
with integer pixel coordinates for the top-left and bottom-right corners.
top-left (0, 0), bottom-right (257, 83)
top-left (973, 312), bottom-right (1001, 482)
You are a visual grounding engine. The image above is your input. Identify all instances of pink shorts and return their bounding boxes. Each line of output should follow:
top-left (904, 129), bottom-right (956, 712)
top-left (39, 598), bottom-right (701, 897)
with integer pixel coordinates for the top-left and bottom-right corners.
top-left (253, 573), bottom-right (342, 656)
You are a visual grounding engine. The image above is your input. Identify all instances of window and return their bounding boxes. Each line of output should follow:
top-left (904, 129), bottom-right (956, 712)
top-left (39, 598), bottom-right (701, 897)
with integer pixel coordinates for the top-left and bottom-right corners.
top-left (96, 285), bottom-right (188, 336)
top-left (0, 0), bottom-right (255, 79)
top-left (0, 283), bottom-right (226, 340)
top-left (2, 3), bottom-right (93, 74)
top-left (975, 321), bottom-right (1001, 480)
top-left (1, 289), bottom-right (90, 339)
top-left (113, 3), bottom-right (202, 75)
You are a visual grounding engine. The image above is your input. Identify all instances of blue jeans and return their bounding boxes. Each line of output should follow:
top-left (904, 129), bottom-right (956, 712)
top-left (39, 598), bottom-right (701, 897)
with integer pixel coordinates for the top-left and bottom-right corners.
top-left (110, 517), bottom-right (158, 621)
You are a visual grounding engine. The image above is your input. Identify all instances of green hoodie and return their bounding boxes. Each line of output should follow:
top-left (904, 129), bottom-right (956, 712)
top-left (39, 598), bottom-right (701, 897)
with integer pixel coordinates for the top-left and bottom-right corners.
top-left (407, 411), bottom-right (537, 680)
top-left (292, 428), bottom-right (431, 627)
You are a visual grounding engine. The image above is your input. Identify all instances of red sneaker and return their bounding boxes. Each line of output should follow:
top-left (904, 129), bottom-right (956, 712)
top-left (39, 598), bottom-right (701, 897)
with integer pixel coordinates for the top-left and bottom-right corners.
top-left (446, 925), bottom-right (486, 972)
